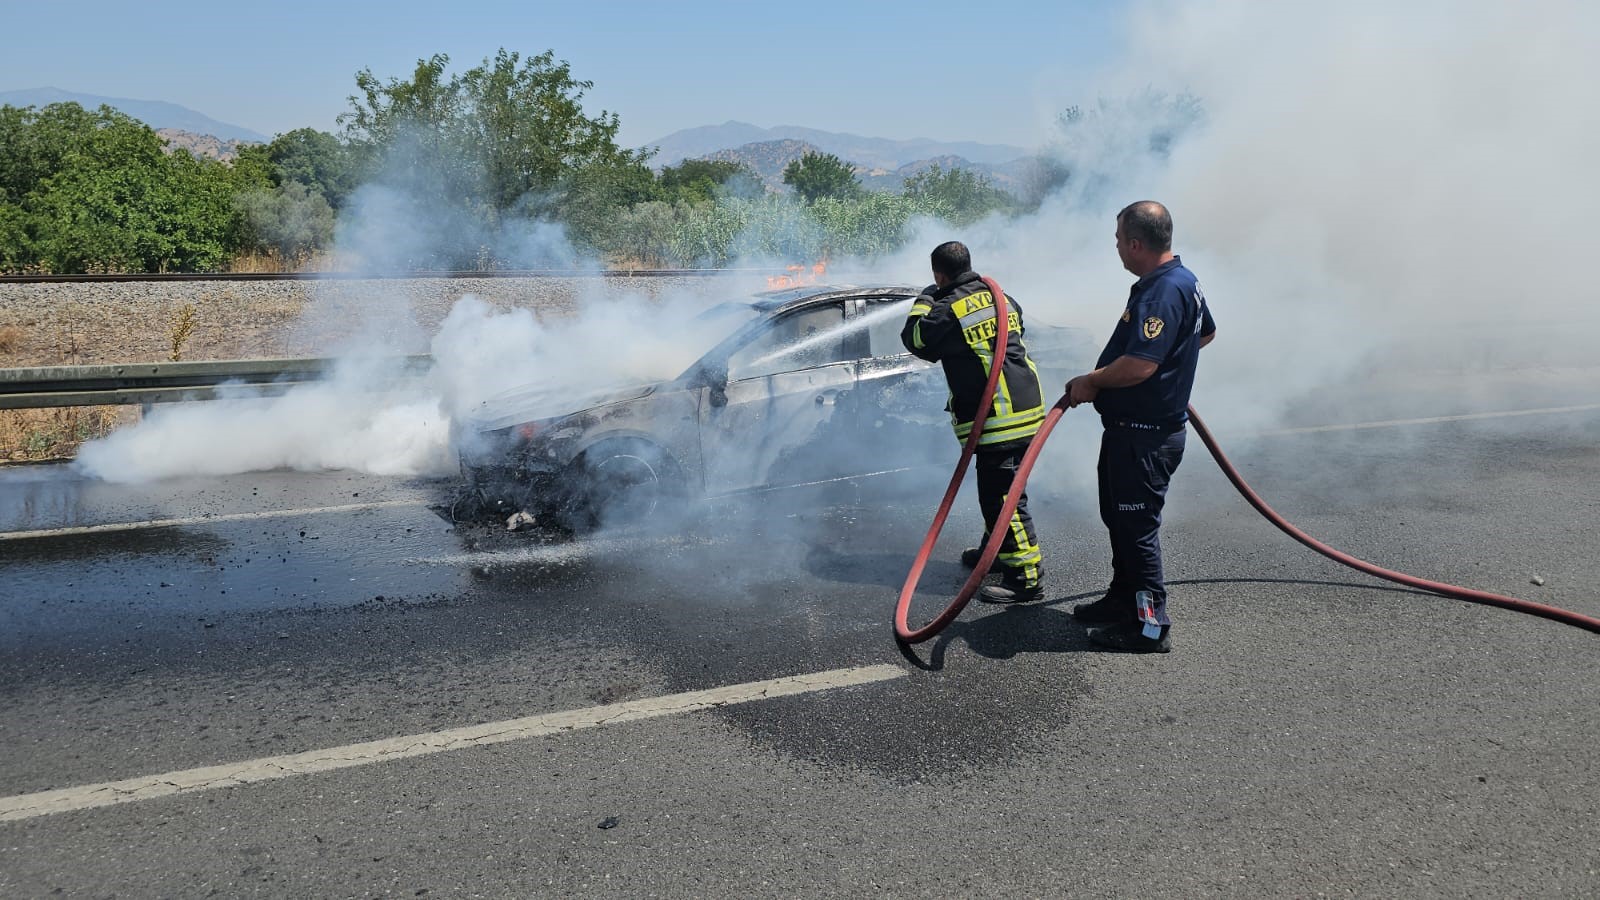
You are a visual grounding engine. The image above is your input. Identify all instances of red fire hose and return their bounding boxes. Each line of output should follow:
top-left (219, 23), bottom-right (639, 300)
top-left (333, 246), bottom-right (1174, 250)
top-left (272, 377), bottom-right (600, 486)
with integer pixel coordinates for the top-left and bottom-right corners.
top-left (893, 284), bottom-right (1600, 643)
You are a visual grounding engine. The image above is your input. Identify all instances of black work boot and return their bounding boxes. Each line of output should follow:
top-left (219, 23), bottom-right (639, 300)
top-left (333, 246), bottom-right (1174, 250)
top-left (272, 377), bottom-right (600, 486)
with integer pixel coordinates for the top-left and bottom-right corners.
top-left (960, 547), bottom-right (991, 570)
top-left (1071, 592), bottom-right (1134, 626)
top-left (1086, 621), bottom-right (1172, 653)
top-left (979, 569), bottom-right (1046, 604)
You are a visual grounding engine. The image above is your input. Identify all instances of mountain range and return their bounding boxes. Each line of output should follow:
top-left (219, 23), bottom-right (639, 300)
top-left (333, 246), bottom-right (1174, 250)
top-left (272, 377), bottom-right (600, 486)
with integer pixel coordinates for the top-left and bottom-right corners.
top-left (0, 87), bottom-right (269, 142)
top-left (646, 120), bottom-right (1026, 171)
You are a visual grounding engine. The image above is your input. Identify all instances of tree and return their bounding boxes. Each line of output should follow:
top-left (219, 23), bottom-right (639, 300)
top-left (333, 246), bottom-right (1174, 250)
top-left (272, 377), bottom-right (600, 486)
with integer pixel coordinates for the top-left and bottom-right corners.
top-left (782, 151), bottom-right (863, 203)
top-left (0, 201), bottom-right (29, 272)
top-left (236, 128), bottom-right (358, 209)
top-left (234, 181), bottom-right (336, 262)
top-left (342, 54), bottom-right (460, 149)
top-left (460, 49), bottom-right (647, 214)
top-left (0, 103), bottom-right (243, 272)
top-left (342, 50), bottom-right (646, 216)
top-left (30, 120), bottom-right (241, 272)
top-left (337, 49), bottom-right (652, 266)
top-left (659, 159), bottom-right (758, 204)
top-left (902, 165), bottom-right (1015, 225)
top-left (341, 54), bottom-right (480, 226)
top-left (560, 156), bottom-right (664, 253)
top-left (600, 200), bottom-right (692, 268)
top-left (0, 102), bottom-right (118, 204)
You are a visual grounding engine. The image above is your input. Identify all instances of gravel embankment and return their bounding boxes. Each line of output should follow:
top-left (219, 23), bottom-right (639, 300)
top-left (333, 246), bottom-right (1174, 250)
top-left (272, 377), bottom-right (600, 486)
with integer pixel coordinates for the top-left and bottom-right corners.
top-left (0, 275), bottom-right (741, 368)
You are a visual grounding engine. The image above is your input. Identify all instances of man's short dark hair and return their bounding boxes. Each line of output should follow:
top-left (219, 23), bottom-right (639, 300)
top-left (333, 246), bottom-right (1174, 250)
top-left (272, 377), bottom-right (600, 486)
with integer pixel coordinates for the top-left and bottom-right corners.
top-left (1117, 201), bottom-right (1173, 252)
top-left (930, 241), bottom-right (971, 279)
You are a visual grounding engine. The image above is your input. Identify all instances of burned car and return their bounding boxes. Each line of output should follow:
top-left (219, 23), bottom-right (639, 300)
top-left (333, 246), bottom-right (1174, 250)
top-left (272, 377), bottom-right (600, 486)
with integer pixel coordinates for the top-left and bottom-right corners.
top-left (459, 285), bottom-right (1095, 530)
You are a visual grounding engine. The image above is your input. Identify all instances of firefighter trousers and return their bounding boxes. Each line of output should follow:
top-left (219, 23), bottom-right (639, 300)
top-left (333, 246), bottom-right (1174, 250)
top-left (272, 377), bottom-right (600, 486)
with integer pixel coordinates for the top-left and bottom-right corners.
top-left (976, 443), bottom-right (1042, 586)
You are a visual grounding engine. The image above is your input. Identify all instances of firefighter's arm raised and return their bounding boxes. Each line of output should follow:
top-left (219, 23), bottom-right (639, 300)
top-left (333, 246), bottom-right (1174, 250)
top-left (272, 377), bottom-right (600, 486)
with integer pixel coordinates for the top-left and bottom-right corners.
top-left (901, 290), bottom-right (954, 362)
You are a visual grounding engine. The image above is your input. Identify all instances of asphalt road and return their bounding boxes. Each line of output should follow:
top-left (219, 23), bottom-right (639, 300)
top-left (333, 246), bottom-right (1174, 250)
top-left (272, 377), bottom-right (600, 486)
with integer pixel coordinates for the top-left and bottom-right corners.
top-left (2, 370), bottom-right (1598, 898)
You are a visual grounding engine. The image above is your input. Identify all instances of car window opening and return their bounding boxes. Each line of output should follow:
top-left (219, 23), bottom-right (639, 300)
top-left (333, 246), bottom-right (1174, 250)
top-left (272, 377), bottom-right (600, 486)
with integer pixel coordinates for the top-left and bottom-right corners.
top-left (729, 306), bottom-right (846, 379)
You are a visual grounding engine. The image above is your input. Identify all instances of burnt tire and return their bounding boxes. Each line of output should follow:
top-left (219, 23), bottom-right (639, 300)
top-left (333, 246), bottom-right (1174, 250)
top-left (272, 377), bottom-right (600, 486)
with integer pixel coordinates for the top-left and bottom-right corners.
top-left (558, 438), bottom-right (684, 533)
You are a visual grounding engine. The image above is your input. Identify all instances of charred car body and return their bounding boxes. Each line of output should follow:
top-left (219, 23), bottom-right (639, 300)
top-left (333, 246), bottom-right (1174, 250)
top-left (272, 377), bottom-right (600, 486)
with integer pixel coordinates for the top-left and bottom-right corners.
top-left (459, 285), bottom-right (1094, 530)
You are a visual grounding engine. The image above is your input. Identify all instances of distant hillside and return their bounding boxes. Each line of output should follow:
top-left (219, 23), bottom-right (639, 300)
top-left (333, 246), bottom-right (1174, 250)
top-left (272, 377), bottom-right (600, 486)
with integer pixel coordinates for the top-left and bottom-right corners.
top-left (158, 128), bottom-right (253, 161)
top-left (650, 121), bottom-right (1026, 170)
top-left (0, 87), bottom-right (268, 142)
top-left (703, 139), bottom-right (827, 189)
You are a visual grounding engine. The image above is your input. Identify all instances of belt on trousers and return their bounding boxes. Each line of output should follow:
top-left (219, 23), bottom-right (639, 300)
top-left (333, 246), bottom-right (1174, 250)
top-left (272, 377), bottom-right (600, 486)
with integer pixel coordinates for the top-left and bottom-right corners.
top-left (1101, 416), bottom-right (1186, 434)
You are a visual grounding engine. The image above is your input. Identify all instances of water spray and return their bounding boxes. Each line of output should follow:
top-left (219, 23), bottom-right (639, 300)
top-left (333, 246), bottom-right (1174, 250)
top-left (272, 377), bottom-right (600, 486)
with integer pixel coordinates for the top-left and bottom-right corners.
top-left (893, 279), bottom-right (1600, 644)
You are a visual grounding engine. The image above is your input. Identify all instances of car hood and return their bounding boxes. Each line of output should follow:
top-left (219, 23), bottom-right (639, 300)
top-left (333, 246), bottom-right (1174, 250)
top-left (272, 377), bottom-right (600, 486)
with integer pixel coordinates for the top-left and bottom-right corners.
top-left (466, 381), bottom-right (662, 432)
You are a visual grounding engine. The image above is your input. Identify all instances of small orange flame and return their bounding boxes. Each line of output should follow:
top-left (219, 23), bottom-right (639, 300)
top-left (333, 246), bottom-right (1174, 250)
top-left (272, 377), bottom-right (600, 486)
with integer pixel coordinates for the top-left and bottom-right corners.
top-left (766, 259), bottom-right (828, 290)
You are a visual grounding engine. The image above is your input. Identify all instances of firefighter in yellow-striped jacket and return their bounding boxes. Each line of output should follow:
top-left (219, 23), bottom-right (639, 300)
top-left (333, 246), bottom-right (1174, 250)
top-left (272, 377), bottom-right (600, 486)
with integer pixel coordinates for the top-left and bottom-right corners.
top-left (901, 241), bottom-right (1047, 603)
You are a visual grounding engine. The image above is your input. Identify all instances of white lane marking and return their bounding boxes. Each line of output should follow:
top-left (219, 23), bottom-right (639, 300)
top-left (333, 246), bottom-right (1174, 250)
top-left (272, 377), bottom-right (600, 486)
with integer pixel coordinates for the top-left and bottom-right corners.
top-left (0, 499), bottom-right (426, 541)
top-left (1255, 403), bottom-right (1600, 437)
top-left (0, 664), bottom-right (904, 822)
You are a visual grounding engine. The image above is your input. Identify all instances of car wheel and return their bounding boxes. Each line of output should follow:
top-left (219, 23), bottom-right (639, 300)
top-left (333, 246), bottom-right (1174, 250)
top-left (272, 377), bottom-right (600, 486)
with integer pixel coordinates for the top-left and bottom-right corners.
top-left (559, 439), bottom-right (683, 533)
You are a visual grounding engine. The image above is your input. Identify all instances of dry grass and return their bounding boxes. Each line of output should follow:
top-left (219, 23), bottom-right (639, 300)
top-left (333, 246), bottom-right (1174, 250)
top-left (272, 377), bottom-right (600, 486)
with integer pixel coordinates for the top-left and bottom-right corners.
top-left (228, 250), bottom-right (340, 273)
top-left (168, 303), bottom-right (197, 361)
top-left (0, 327), bottom-right (127, 461)
top-left (0, 406), bottom-right (129, 462)
top-left (0, 324), bottom-right (23, 355)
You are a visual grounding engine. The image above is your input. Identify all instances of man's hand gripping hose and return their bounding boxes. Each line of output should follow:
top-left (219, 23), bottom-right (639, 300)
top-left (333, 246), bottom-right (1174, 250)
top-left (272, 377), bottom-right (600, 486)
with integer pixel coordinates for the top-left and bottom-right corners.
top-left (893, 284), bottom-right (1600, 643)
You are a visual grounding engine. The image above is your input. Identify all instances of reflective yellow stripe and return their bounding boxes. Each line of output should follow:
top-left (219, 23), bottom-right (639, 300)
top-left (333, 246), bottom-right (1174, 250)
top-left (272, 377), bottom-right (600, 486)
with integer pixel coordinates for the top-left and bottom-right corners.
top-left (954, 418), bottom-right (1043, 439)
top-left (908, 302), bottom-right (932, 316)
top-left (998, 547), bottom-right (1042, 568)
top-left (954, 407), bottom-right (1046, 438)
top-left (976, 420), bottom-right (1043, 445)
top-left (988, 406), bottom-right (1045, 425)
top-left (952, 422), bottom-right (1043, 443)
top-left (997, 496), bottom-right (1041, 585)
top-left (912, 318), bottom-right (925, 350)
top-left (995, 371), bottom-right (1013, 416)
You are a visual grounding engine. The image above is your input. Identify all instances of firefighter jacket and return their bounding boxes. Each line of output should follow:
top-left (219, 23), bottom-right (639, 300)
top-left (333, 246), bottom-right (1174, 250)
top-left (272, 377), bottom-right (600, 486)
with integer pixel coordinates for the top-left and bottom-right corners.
top-left (900, 270), bottom-right (1046, 448)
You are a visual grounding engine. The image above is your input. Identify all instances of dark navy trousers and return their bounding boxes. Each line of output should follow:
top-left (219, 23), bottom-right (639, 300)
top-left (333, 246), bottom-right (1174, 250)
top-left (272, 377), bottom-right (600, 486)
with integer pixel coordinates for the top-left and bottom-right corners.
top-left (1097, 424), bottom-right (1186, 624)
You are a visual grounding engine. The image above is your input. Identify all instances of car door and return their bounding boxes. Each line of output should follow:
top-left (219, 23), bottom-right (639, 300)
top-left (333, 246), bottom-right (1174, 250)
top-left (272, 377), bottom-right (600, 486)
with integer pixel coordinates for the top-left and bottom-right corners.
top-left (698, 302), bottom-right (861, 496)
top-left (849, 296), bottom-right (956, 470)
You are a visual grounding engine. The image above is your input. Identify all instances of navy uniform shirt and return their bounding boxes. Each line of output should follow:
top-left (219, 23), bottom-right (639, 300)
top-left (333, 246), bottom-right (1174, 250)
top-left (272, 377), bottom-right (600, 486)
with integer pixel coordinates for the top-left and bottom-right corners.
top-left (1092, 256), bottom-right (1216, 425)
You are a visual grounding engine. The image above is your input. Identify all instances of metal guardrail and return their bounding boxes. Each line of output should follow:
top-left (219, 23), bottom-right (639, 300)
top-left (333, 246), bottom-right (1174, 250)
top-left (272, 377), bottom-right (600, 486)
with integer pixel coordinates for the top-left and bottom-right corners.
top-left (0, 356), bottom-right (433, 410)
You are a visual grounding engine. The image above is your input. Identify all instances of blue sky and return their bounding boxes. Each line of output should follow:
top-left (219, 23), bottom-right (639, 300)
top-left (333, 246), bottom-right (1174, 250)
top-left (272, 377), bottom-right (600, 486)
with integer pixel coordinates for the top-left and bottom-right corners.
top-left (0, 0), bottom-right (1123, 148)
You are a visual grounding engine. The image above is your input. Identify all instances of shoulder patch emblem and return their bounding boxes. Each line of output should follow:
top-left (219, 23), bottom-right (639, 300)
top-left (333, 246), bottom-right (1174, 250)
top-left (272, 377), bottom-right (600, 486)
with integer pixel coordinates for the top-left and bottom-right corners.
top-left (1142, 316), bottom-right (1164, 339)
top-left (1121, 309), bottom-right (1131, 323)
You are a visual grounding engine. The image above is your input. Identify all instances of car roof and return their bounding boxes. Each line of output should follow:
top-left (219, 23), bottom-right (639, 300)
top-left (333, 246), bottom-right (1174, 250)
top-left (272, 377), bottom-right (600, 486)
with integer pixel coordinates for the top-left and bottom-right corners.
top-left (749, 284), bottom-right (922, 315)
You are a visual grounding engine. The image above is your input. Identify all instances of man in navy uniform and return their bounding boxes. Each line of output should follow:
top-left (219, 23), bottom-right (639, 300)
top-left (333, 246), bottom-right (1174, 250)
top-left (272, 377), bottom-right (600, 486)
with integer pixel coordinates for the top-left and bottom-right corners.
top-left (1065, 201), bottom-right (1216, 652)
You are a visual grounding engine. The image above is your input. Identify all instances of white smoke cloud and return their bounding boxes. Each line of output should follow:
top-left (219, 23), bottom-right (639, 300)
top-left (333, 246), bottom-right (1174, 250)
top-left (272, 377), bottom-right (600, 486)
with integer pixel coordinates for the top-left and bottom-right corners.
top-left (74, 357), bottom-right (453, 482)
top-left (879, 0), bottom-right (1600, 435)
top-left (76, 0), bottom-right (1598, 484)
top-left (74, 282), bottom-right (744, 484)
